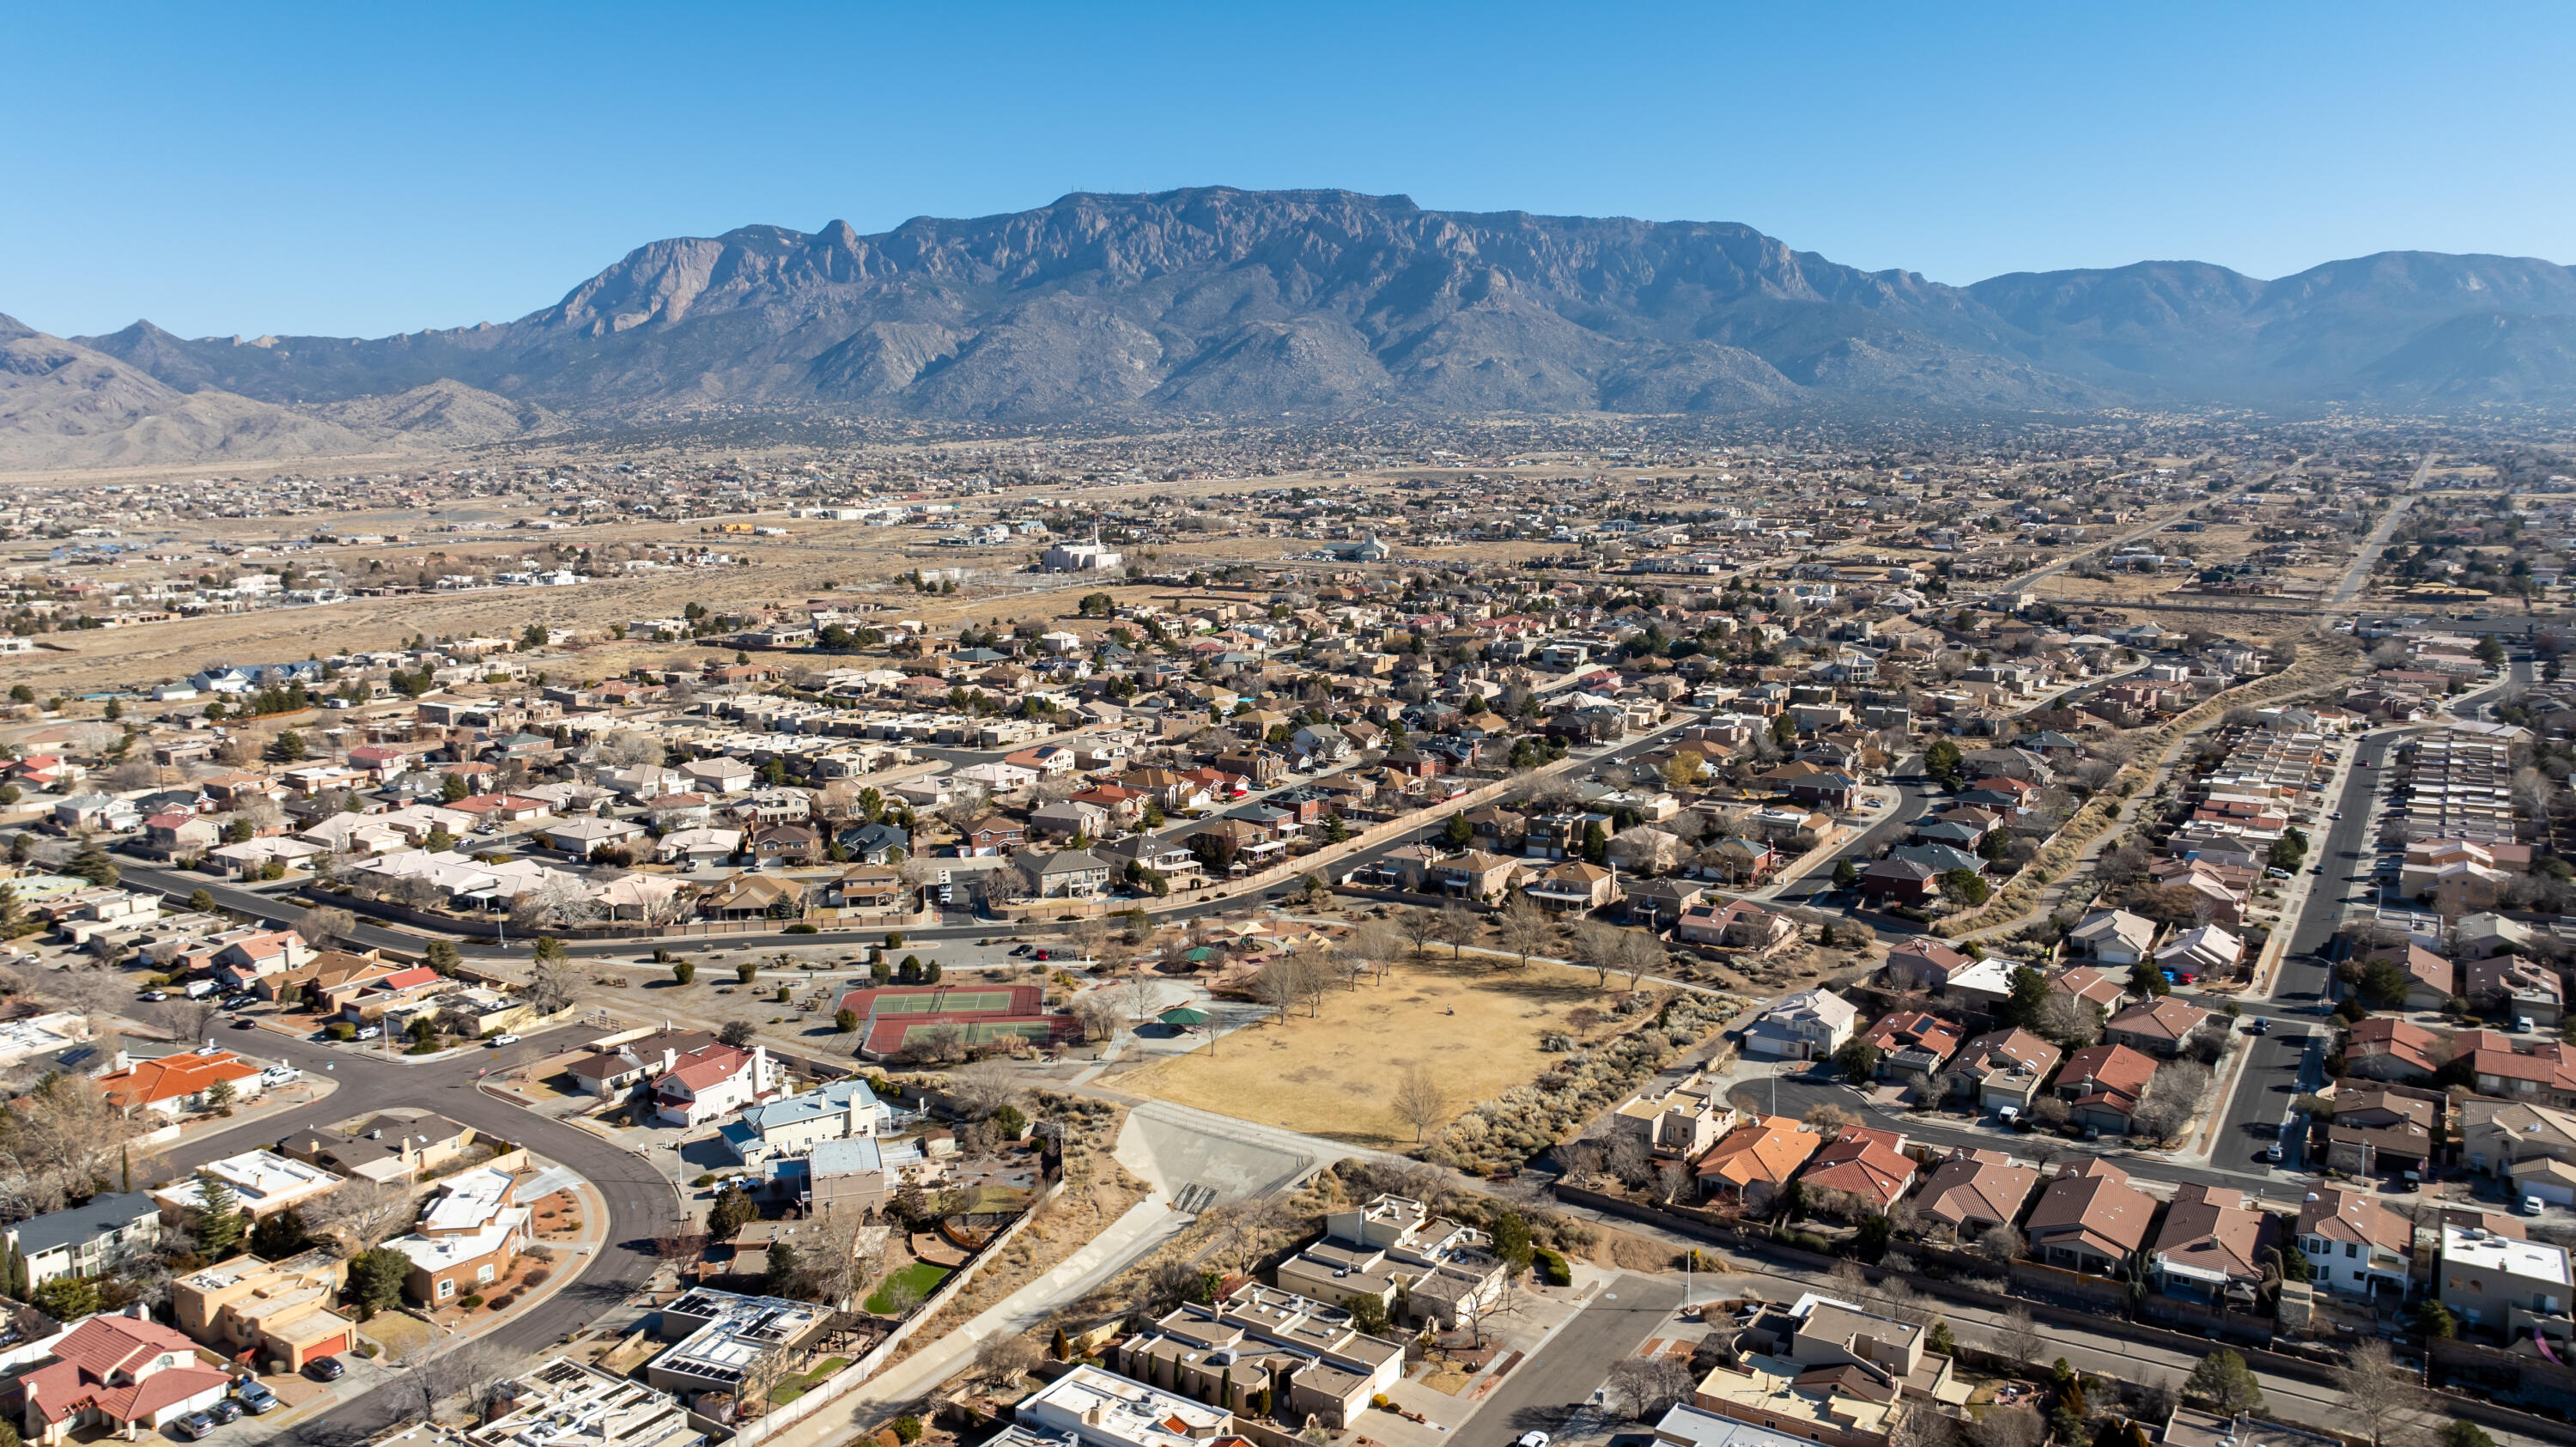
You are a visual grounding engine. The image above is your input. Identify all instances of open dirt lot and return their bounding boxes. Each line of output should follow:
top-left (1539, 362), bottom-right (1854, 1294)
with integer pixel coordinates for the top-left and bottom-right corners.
top-left (1113, 954), bottom-right (1627, 1150)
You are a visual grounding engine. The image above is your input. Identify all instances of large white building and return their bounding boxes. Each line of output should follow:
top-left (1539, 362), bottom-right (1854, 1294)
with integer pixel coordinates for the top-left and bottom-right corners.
top-left (1042, 540), bottom-right (1123, 573)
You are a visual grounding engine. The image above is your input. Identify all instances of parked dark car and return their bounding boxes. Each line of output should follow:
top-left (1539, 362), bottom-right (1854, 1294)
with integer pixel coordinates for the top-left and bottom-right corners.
top-left (305, 1355), bottom-right (345, 1382)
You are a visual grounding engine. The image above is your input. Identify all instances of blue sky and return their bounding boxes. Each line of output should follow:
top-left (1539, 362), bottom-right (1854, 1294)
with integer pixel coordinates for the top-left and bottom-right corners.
top-left (6, 1), bottom-right (2571, 338)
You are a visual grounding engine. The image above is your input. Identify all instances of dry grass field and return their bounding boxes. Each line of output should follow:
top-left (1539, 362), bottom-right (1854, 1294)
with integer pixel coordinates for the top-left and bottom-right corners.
top-left (1115, 954), bottom-right (1625, 1149)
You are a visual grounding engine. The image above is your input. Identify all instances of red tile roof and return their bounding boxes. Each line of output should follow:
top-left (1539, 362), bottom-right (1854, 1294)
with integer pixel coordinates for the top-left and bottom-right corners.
top-left (98, 1050), bottom-right (260, 1110)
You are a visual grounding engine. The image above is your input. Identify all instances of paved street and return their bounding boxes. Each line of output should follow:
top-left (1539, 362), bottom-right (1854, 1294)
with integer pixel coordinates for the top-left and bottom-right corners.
top-left (1458, 1274), bottom-right (1684, 1447)
top-left (148, 1022), bottom-right (684, 1436)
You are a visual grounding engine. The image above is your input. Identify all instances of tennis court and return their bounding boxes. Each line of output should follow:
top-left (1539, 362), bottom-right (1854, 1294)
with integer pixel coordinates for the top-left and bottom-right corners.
top-left (866, 988), bottom-right (1016, 1015)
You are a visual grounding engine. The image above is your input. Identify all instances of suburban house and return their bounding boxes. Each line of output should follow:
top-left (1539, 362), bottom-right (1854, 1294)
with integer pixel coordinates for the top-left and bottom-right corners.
top-left (19, 1310), bottom-right (234, 1446)
top-left (2344, 1017), bottom-right (2442, 1083)
top-left (1742, 988), bottom-right (1858, 1061)
top-left (1013, 847), bottom-right (1113, 901)
top-left (1947, 1028), bottom-right (2063, 1112)
top-left (277, 1110), bottom-right (477, 1184)
top-left (2024, 1159), bottom-right (2156, 1276)
top-left (2324, 1087), bottom-right (2439, 1182)
top-left (563, 1029), bottom-right (719, 1097)
top-left (97, 1048), bottom-right (266, 1117)
top-left (2438, 1225), bottom-right (2573, 1341)
top-left (2465, 1100), bottom-right (2576, 1196)
top-left (1115, 1280), bottom-right (1404, 1429)
top-left (3, 1191), bottom-right (162, 1291)
top-left (383, 1166), bottom-right (530, 1305)
top-left (1675, 898), bottom-right (1796, 951)
top-left (1694, 1116), bottom-right (1821, 1212)
top-left (1913, 1150), bottom-right (2038, 1240)
top-left (1272, 1194), bottom-right (1508, 1332)
top-left (1793, 1125), bottom-right (1917, 1212)
top-left (151, 1150), bottom-right (342, 1224)
top-left (2065, 909), bottom-right (2158, 965)
top-left (1880, 939), bottom-right (1973, 994)
top-left (2297, 1187), bottom-right (2412, 1300)
top-left (1610, 1073), bottom-right (1738, 1158)
top-left (2102, 999), bottom-right (2214, 1056)
top-left (2147, 1183), bottom-right (2275, 1307)
top-left (170, 1249), bottom-right (356, 1371)
top-left (2154, 925), bottom-right (2244, 982)
top-left (2051, 1043), bottom-right (2160, 1134)
top-left (654, 1043), bottom-right (784, 1128)
top-left (717, 1078), bottom-right (892, 1167)
top-left (1860, 1011), bottom-right (1962, 1088)
top-left (1525, 860), bottom-right (1620, 914)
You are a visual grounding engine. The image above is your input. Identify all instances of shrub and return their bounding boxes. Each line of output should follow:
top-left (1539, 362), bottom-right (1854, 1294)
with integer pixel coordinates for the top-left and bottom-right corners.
top-left (1533, 1247), bottom-right (1572, 1286)
top-left (524, 1269), bottom-right (550, 1287)
top-left (458, 1293), bottom-right (484, 1310)
top-left (356, 1341), bottom-right (380, 1359)
top-left (671, 960), bottom-right (696, 986)
top-left (892, 1416), bottom-right (924, 1443)
top-left (784, 923), bottom-right (818, 934)
top-left (693, 1173), bottom-right (717, 1187)
top-left (326, 1022), bottom-right (355, 1041)
top-left (489, 1293), bottom-right (515, 1308)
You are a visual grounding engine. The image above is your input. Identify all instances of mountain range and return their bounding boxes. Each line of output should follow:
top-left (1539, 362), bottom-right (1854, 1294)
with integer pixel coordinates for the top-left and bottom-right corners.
top-left (9, 186), bottom-right (2576, 468)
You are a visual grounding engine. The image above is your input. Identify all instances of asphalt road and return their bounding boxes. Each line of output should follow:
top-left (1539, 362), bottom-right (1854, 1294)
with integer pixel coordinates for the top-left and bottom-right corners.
top-left (1461, 1274), bottom-right (1684, 1447)
top-left (155, 1024), bottom-right (683, 1434)
top-left (1763, 779), bottom-right (1940, 913)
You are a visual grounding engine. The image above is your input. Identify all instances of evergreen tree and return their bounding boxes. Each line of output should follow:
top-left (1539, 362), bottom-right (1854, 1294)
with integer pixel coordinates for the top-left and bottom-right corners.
top-left (68, 837), bottom-right (118, 888)
top-left (345, 1247), bottom-right (409, 1320)
top-left (251, 1207), bottom-right (309, 1261)
top-left (193, 1170), bottom-right (246, 1257)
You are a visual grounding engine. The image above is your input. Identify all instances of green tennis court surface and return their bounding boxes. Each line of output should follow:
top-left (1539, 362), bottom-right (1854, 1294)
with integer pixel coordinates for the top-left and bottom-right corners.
top-left (867, 989), bottom-right (1013, 1014)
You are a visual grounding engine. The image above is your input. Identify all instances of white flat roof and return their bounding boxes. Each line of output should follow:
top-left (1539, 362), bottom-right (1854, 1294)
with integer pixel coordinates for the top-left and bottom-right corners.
top-left (2444, 1224), bottom-right (2572, 1284)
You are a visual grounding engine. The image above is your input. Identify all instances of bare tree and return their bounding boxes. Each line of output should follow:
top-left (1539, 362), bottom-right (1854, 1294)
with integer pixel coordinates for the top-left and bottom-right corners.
top-left (1494, 894), bottom-right (1558, 970)
top-left (2131, 1058), bottom-right (2213, 1142)
top-left (1429, 903), bottom-right (1476, 960)
top-left (1291, 953), bottom-right (1332, 1018)
top-left (150, 996), bottom-right (223, 1046)
top-left (975, 1332), bottom-right (1046, 1392)
top-left (1619, 927), bottom-right (1663, 990)
top-left (524, 958), bottom-right (578, 1014)
top-left (509, 874), bottom-right (598, 932)
top-left (308, 1178), bottom-right (412, 1253)
top-left (1995, 1304), bottom-right (2043, 1371)
top-left (0, 1073), bottom-right (143, 1218)
top-left (1389, 1066), bottom-right (1448, 1142)
top-left (790, 1208), bottom-right (878, 1310)
top-left (1067, 918), bottom-right (1109, 966)
top-left (594, 731), bottom-right (666, 769)
top-left (296, 905), bottom-right (357, 950)
top-left (2330, 1339), bottom-right (2423, 1446)
top-left (1605, 1356), bottom-right (1697, 1421)
top-left (1252, 960), bottom-right (1305, 1024)
top-left (1126, 967), bottom-right (1158, 1023)
top-left (1345, 921), bottom-right (1403, 983)
top-left (1394, 906), bottom-right (1437, 961)
top-left (1070, 994), bottom-right (1121, 1043)
top-left (399, 1338), bottom-right (503, 1426)
top-left (1571, 919), bottom-right (1625, 988)
top-left (949, 1058), bottom-right (1018, 1119)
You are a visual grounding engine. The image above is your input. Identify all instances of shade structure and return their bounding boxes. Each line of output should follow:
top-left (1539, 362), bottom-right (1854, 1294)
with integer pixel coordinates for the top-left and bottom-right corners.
top-left (1157, 1006), bottom-right (1212, 1025)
